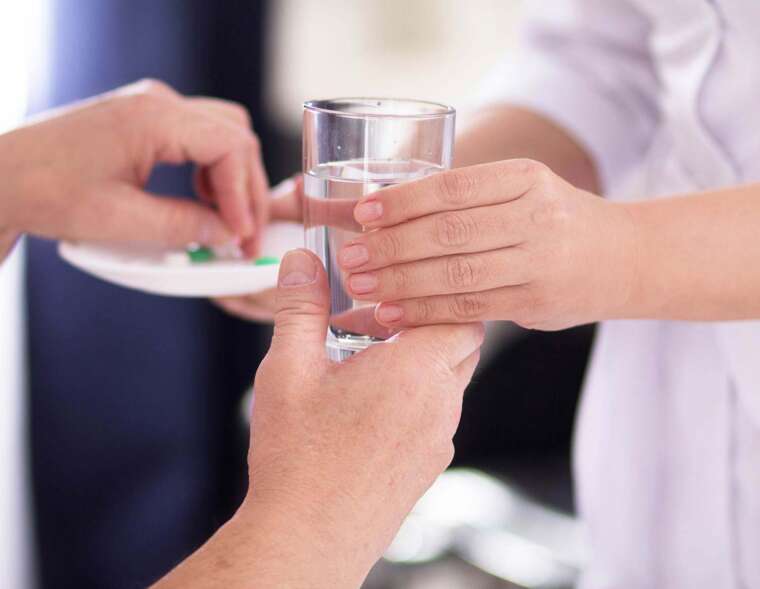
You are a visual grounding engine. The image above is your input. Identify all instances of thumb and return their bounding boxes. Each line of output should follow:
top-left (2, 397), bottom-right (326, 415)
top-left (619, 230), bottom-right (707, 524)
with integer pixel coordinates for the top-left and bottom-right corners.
top-left (271, 249), bottom-right (330, 355)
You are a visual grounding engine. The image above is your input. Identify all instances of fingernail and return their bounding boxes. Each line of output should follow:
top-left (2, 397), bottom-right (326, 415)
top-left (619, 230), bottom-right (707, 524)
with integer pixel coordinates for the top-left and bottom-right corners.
top-left (348, 273), bottom-right (378, 294)
top-left (199, 218), bottom-right (235, 245)
top-left (339, 244), bottom-right (369, 268)
top-left (354, 200), bottom-right (383, 224)
top-left (376, 304), bottom-right (403, 324)
top-left (279, 249), bottom-right (317, 287)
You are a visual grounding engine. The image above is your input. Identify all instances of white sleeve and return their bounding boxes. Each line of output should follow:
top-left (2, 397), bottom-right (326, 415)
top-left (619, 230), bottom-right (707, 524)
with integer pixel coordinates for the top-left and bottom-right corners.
top-left (479, 1), bottom-right (659, 194)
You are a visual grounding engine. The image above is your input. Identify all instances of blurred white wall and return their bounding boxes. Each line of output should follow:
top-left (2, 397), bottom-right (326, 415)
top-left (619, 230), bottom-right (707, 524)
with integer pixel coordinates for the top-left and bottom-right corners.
top-left (0, 1), bottom-right (49, 586)
top-left (266, 0), bottom-right (524, 131)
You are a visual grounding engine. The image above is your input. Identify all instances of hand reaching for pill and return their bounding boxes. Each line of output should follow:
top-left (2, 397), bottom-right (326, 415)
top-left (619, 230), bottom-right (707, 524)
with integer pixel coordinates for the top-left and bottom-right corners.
top-left (212, 175), bottom-right (305, 323)
top-left (0, 79), bottom-right (272, 262)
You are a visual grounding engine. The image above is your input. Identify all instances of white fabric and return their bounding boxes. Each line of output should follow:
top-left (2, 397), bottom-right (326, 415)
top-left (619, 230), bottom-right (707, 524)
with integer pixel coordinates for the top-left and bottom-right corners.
top-left (483, 1), bottom-right (760, 587)
top-left (0, 242), bottom-right (32, 588)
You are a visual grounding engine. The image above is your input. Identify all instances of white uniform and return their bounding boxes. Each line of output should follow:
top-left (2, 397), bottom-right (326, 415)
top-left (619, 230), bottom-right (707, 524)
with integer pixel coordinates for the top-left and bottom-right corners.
top-left (482, 1), bottom-right (760, 586)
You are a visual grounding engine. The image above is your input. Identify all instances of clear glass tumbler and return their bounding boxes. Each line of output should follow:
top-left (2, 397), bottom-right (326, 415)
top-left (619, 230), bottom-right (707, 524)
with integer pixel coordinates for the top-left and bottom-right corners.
top-left (303, 98), bottom-right (456, 360)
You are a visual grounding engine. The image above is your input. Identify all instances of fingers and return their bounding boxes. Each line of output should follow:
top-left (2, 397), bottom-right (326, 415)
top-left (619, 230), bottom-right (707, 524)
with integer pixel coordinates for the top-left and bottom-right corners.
top-left (344, 247), bottom-right (530, 301)
top-left (353, 159), bottom-right (546, 228)
top-left (271, 249), bottom-right (330, 355)
top-left (270, 176), bottom-right (304, 223)
top-left (305, 196), bottom-right (362, 232)
top-left (374, 285), bottom-right (535, 327)
top-left (71, 183), bottom-right (234, 246)
top-left (206, 148), bottom-right (256, 238)
top-left (144, 91), bottom-right (264, 245)
top-left (187, 96), bottom-right (252, 128)
top-left (338, 200), bottom-right (530, 273)
top-left (189, 97), bottom-right (271, 256)
top-left (330, 306), bottom-right (399, 340)
top-left (390, 322), bottom-right (485, 373)
top-left (245, 139), bottom-right (271, 256)
top-left (188, 97), bottom-right (268, 253)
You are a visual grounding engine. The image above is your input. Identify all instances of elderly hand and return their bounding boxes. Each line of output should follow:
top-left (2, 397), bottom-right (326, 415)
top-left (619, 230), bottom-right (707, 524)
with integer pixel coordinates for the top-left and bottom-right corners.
top-left (213, 175), bottom-right (304, 322)
top-left (212, 173), bottom-right (363, 324)
top-left (0, 79), bottom-right (269, 261)
top-left (337, 159), bottom-right (638, 331)
top-left (155, 249), bottom-right (483, 588)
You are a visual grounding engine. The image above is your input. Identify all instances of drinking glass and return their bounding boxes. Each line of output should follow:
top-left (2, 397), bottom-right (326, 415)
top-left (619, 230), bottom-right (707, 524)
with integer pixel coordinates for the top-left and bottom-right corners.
top-left (303, 98), bottom-right (455, 360)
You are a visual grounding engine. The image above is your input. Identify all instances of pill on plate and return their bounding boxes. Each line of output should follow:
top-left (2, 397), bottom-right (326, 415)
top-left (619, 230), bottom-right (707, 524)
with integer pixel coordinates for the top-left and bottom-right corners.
top-left (253, 256), bottom-right (279, 266)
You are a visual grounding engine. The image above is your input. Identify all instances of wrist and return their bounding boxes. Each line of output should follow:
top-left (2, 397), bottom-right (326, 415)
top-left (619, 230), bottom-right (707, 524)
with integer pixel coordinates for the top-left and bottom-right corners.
top-left (0, 127), bottom-right (40, 239)
top-left (0, 132), bottom-right (22, 262)
top-left (595, 200), bottom-right (644, 320)
top-left (610, 200), bottom-right (658, 319)
top-left (155, 498), bottom-right (369, 589)
top-left (236, 494), bottom-right (373, 589)
top-left (0, 131), bottom-right (19, 229)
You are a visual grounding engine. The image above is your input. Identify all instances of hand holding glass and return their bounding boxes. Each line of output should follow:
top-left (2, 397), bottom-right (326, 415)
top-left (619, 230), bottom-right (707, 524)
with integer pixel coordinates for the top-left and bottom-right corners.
top-left (303, 98), bottom-right (455, 358)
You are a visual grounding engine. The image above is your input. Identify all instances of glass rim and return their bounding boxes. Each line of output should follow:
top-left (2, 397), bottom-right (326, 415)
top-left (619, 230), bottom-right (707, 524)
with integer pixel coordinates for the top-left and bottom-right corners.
top-left (303, 97), bottom-right (455, 120)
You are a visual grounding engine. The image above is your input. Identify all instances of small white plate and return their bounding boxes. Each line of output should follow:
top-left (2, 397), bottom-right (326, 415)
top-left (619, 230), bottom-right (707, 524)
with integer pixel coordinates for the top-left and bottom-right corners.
top-left (58, 222), bottom-right (304, 297)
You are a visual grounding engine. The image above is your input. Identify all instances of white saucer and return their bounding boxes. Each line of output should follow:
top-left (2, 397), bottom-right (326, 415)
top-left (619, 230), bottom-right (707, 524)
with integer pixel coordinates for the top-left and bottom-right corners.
top-left (58, 222), bottom-right (304, 297)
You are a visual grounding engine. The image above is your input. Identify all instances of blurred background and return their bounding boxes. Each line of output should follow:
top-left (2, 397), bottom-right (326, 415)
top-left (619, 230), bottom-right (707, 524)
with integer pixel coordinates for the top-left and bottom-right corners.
top-left (0, 1), bottom-right (595, 587)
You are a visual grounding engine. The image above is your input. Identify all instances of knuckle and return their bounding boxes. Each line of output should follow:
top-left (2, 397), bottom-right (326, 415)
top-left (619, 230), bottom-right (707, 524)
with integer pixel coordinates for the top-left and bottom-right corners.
top-left (375, 230), bottom-right (402, 261)
top-left (137, 78), bottom-right (175, 97)
top-left (435, 211), bottom-right (477, 248)
top-left (413, 297), bottom-right (436, 323)
top-left (124, 88), bottom-right (166, 116)
top-left (437, 170), bottom-right (475, 205)
top-left (228, 102), bottom-right (252, 128)
top-left (273, 299), bottom-right (327, 337)
top-left (448, 293), bottom-right (486, 320)
top-left (514, 158), bottom-right (551, 183)
top-left (514, 286), bottom-right (550, 329)
top-left (530, 192), bottom-right (567, 230)
top-left (445, 254), bottom-right (480, 289)
top-left (390, 265), bottom-right (410, 292)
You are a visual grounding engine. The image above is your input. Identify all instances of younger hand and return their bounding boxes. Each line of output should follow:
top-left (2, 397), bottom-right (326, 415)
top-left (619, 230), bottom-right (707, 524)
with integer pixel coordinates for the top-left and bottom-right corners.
top-left (338, 159), bottom-right (637, 330)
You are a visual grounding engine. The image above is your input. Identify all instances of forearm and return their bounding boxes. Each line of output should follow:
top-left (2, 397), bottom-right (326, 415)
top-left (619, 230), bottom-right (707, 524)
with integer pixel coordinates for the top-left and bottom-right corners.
top-left (0, 130), bottom-right (23, 262)
top-left (455, 104), bottom-right (601, 193)
top-left (622, 183), bottom-right (760, 321)
top-left (153, 501), bottom-right (367, 589)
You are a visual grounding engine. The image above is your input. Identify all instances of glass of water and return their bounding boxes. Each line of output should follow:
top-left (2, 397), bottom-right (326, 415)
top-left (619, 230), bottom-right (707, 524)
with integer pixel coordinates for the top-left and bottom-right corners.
top-left (303, 98), bottom-right (456, 360)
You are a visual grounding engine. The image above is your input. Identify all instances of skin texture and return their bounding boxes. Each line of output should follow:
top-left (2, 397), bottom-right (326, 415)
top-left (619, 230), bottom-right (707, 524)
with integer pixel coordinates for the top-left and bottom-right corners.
top-left (216, 105), bottom-right (599, 323)
top-left (623, 184), bottom-right (760, 321)
top-left (339, 157), bottom-right (760, 328)
top-left (0, 79), bottom-right (270, 261)
top-left (154, 249), bottom-right (484, 588)
top-left (339, 158), bottom-right (635, 331)
top-left (0, 82), bottom-right (485, 587)
top-left (216, 103), bottom-right (760, 328)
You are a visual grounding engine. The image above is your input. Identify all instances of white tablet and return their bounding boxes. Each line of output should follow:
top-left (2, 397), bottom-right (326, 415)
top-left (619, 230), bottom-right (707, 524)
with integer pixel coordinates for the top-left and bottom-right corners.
top-left (58, 222), bottom-right (303, 297)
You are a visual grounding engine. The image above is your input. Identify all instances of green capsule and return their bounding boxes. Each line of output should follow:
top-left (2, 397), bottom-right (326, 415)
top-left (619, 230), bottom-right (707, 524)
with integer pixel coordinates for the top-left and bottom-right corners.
top-left (187, 247), bottom-right (215, 263)
top-left (253, 256), bottom-right (279, 266)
